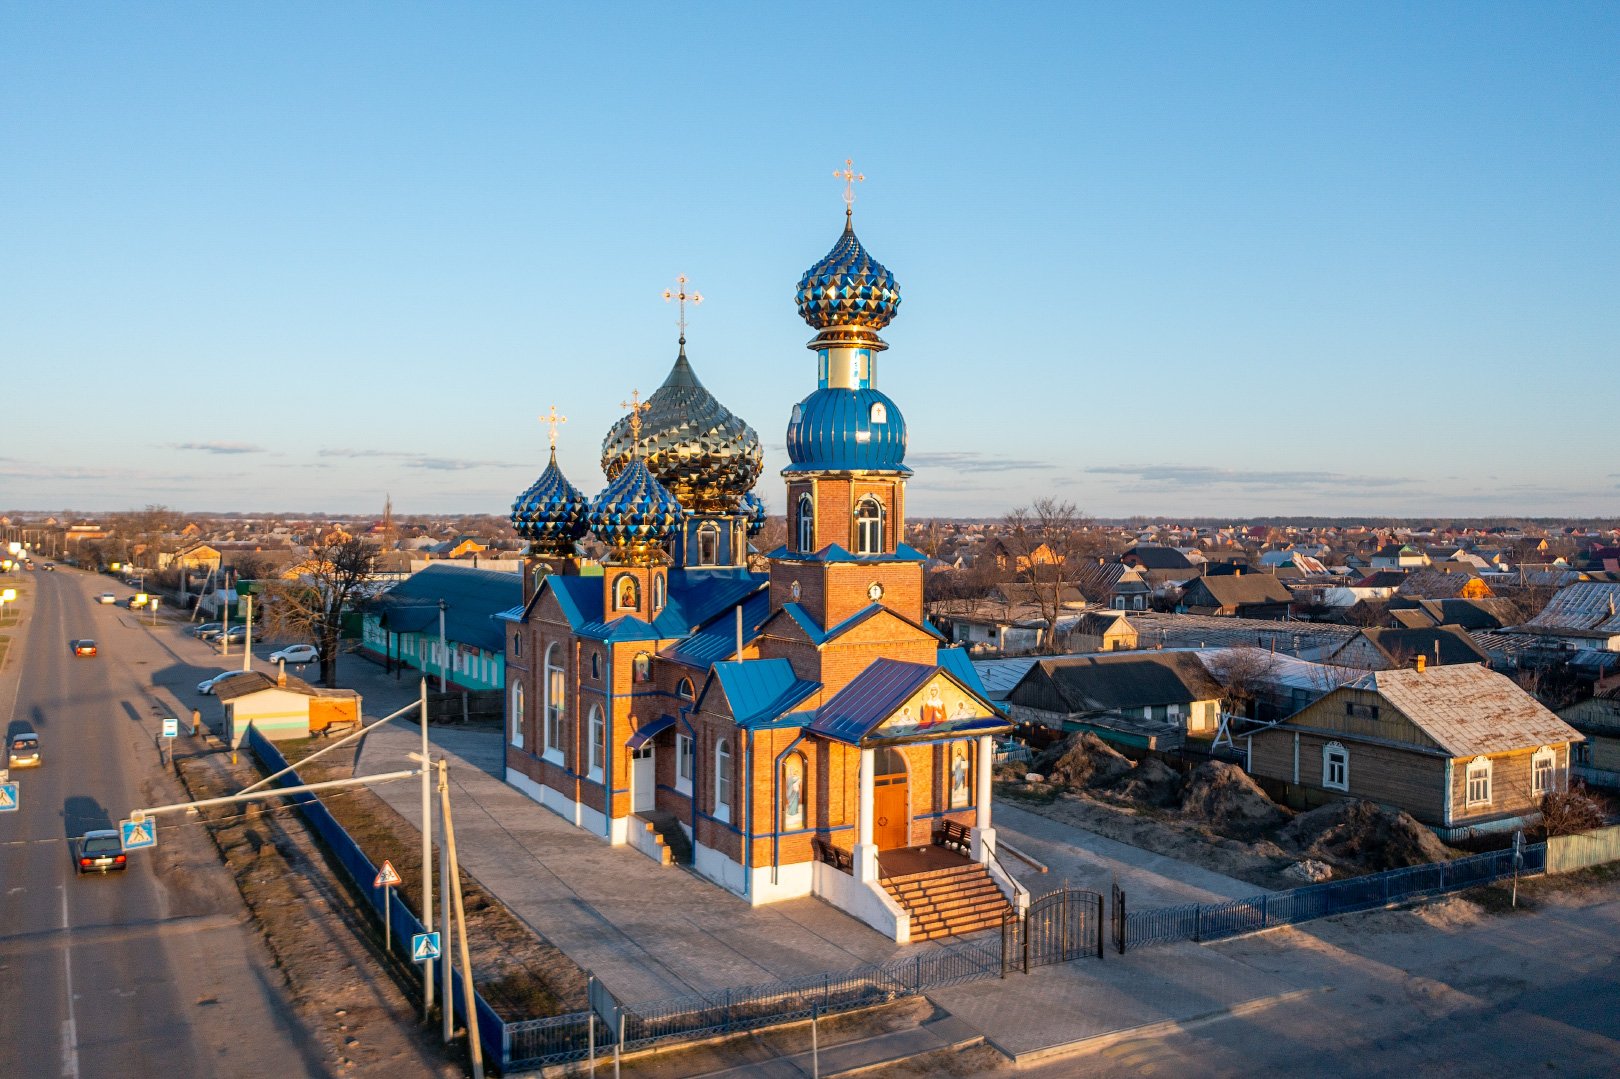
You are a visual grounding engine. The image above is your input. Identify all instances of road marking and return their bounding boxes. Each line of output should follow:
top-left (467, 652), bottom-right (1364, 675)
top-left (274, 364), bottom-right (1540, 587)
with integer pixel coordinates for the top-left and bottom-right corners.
top-left (60, 886), bottom-right (80, 1079)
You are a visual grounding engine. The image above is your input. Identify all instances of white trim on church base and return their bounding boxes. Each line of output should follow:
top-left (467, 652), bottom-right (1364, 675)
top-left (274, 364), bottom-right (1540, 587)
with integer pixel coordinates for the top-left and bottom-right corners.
top-left (813, 862), bottom-right (911, 944)
top-left (690, 842), bottom-right (820, 907)
top-left (505, 768), bottom-right (627, 844)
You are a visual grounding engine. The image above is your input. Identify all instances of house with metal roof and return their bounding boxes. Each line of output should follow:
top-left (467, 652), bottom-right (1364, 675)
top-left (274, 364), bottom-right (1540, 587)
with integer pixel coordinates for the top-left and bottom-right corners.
top-left (358, 563), bottom-right (521, 692)
top-left (1005, 652), bottom-right (1227, 751)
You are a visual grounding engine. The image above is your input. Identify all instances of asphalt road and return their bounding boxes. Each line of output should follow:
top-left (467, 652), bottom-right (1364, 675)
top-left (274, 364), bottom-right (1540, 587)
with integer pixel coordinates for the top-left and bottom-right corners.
top-left (0, 567), bottom-right (323, 1079)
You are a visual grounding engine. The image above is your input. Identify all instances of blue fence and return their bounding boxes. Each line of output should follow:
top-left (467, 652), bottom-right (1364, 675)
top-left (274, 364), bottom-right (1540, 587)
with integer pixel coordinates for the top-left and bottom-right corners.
top-left (246, 726), bottom-right (508, 1070)
top-left (1124, 844), bottom-right (1546, 949)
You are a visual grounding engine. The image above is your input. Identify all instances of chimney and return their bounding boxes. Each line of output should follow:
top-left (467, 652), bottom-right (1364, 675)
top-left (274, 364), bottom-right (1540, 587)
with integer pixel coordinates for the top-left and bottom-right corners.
top-left (1415, 654), bottom-right (1427, 673)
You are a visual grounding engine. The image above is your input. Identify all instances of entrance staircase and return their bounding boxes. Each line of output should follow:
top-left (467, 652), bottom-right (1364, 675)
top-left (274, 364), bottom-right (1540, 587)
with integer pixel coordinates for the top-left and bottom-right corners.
top-left (635, 810), bottom-right (693, 867)
top-left (882, 860), bottom-right (1010, 941)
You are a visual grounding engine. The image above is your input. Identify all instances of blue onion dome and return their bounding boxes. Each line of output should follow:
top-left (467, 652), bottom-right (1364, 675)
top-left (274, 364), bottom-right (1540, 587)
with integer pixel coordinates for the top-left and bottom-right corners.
top-left (795, 219), bottom-right (901, 331)
top-left (740, 491), bottom-right (768, 536)
top-left (601, 344), bottom-right (763, 514)
top-left (511, 449), bottom-right (590, 554)
top-left (784, 387), bottom-right (910, 474)
top-left (589, 457), bottom-right (684, 562)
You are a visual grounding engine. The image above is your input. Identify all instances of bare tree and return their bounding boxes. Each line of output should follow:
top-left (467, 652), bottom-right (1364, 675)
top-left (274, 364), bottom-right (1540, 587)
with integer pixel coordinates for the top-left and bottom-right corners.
top-left (230, 552), bottom-right (278, 583)
top-left (259, 536), bottom-right (381, 687)
top-left (1540, 784), bottom-right (1606, 837)
top-left (997, 499), bottom-right (1103, 654)
top-left (1204, 646), bottom-right (1281, 720)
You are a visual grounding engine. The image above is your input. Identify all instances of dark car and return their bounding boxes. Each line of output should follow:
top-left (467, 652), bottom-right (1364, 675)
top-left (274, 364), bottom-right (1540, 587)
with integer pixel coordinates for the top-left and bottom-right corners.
top-left (75, 831), bottom-right (127, 875)
top-left (71, 639), bottom-right (98, 657)
top-left (8, 731), bottom-right (41, 769)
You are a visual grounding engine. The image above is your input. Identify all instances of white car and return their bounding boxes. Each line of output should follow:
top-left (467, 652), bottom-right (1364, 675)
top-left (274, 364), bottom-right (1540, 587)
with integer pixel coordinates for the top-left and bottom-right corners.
top-left (269, 644), bottom-right (318, 665)
top-left (196, 671), bottom-right (238, 695)
top-left (97, 593), bottom-right (117, 604)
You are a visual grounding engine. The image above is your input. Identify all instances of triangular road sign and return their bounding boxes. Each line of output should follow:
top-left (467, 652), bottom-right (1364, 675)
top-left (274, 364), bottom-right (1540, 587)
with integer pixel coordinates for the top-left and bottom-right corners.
top-left (374, 859), bottom-right (403, 889)
top-left (411, 932), bottom-right (441, 963)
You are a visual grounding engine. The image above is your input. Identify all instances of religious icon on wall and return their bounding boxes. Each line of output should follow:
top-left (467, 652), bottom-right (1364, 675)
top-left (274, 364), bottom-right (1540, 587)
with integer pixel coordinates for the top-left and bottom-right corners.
top-left (950, 743), bottom-right (970, 808)
top-left (919, 684), bottom-right (946, 729)
top-left (784, 756), bottom-right (805, 829)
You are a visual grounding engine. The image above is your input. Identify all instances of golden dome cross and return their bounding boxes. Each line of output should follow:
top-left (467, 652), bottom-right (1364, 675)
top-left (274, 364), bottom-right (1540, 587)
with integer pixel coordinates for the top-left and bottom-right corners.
top-left (620, 389), bottom-right (652, 451)
top-left (539, 405), bottom-right (567, 452)
top-left (662, 273), bottom-right (702, 340)
top-left (835, 158), bottom-right (865, 216)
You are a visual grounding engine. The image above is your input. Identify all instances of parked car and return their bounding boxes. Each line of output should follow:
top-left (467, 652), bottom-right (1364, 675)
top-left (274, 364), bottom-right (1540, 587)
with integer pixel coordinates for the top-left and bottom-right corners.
top-left (196, 626), bottom-right (227, 641)
top-left (97, 593), bottom-right (116, 604)
top-left (221, 625), bottom-right (249, 643)
top-left (191, 622), bottom-right (224, 637)
top-left (268, 644), bottom-right (318, 665)
top-left (71, 639), bottom-right (98, 657)
top-left (8, 730), bottom-right (41, 769)
top-left (129, 594), bottom-right (149, 609)
top-left (75, 831), bottom-right (127, 875)
top-left (196, 670), bottom-right (238, 695)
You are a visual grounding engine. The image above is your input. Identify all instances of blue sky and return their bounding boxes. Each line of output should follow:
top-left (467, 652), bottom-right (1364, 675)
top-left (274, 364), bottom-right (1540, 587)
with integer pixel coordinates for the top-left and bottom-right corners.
top-left (2, 3), bottom-right (1615, 519)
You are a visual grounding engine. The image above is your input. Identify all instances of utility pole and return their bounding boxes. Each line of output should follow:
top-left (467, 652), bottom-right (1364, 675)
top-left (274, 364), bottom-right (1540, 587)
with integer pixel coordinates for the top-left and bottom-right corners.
top-left (419, 679), bottom-right (435, 1020)
top-left (439, 759), bottom-right (484, 1079)
top-left (441, 786), bottom-right (452, 1045)
top-left (437, 599), bottom-right (448, 693)
top-left (242, 591), bottom-right (254, 672)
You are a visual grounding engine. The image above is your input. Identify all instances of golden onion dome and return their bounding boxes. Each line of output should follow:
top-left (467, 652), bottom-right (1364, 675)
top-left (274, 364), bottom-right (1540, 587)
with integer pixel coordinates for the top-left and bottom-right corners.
top-left (600, 343), bottom-right (763, 514)
top-left (795, 217), bottom-right (901, 331)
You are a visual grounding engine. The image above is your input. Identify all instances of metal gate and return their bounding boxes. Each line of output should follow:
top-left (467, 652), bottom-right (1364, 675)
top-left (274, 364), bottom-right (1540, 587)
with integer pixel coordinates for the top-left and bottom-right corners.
top-left (1002, 886), bottom-right (1103, 973)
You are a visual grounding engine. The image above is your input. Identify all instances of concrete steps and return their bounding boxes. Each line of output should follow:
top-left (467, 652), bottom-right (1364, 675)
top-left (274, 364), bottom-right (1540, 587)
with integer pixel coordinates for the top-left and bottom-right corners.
top-left (883, 861), bottom-right (1011, 942)
top-left (637, 809), bottom-right (693, 866)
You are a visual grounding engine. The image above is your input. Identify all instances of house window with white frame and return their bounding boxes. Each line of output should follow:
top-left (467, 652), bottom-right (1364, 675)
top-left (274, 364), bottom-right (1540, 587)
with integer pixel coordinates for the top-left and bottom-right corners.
top-left (587, 705), bottom-right (605, 782)
top-left (543, 642), bottom-right (565, 762)
top-left (1322, 742), bottom-right (1349, 792)
top-left (715, 738), bottom-right (733, 823)
top-left (1531, 746), bottom-right (1557, 796)
top-left (1466, 756), bottom-right (1492, 806)
top-left (510, 682), bottom-right (524, 748)
top-left (676, 732), bottom-right (694, 794)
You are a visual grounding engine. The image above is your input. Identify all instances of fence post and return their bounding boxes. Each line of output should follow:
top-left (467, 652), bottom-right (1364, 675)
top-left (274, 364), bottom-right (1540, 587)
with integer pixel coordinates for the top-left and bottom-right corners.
top-left (1260, 894), bottom-right (1269, 930)
top-left (1193, 904), bottom-right (1201, 944)
top-left (914, 954), bottom-right (922, 993)
top-left (724, 988), bottom-right (731, 1033)
top-left (1095, 892), bottom-right (1104, 958)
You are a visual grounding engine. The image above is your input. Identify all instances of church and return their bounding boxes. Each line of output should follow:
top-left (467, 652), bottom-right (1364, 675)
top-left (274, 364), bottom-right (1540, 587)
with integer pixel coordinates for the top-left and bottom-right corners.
top-left (501, 178), bottom-right (1018, 943)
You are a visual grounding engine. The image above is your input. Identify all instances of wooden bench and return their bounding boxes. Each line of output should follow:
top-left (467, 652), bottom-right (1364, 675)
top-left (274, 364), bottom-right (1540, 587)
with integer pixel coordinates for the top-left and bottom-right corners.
top-left (812, 837), bottom-right (853, 873)
top-left (933, 819), bottom-right (972, 855)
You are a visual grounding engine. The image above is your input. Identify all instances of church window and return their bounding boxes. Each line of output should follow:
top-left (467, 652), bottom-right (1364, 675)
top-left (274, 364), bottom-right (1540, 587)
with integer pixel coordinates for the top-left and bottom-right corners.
top-left (677, 677), bottom-right (695, 701)
top-left (782, 754), bottom-right (806, 830)
top-left (869, 402), bottom-right (887, 424)
top-left (591, 651), bottom-right (600, 679)
top-left (697, 522), bottom-right (720, 566)
top-left (633, 651), bottom-right (652, 684)
top-left (676, 732), bottom-right (694, 794)
top-left (855, 497), bottom-right (884, 555)
top-left (715, 738), bottom-right (733, 823)
top-left (614, 574), bottom-right (640, 611)
top-left (587, 705), bottom-right (605, 782)
top-left (511, 632), bottom-right (521, 658)
top-left (652, 573), bottom-right (666, 609)
top-left (543, 644), bottom-right (565, 760)
top-left (796, 493), bottom-right (815, 553)
top-left (510, 683), bottom-right (524, 749)
top-left (949, 743), bottom-right (971, 808)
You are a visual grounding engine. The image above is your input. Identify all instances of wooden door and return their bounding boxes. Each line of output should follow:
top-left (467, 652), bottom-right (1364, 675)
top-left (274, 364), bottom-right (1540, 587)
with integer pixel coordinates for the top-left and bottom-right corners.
top-left (873, 775), bottom-right (909, 849)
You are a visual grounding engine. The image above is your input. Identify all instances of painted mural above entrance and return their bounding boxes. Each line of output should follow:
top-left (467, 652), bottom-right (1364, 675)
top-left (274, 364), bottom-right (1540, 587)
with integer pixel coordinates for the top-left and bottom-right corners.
top-left (871, 672), bottom-right (1001, 744)
top-left (809, 658), bottom-right (1010, 746)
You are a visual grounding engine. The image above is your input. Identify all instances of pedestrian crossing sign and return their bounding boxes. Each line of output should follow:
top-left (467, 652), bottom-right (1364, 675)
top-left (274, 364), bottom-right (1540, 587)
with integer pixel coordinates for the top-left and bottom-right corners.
top-left (411, 932), bottom-right (441, 963)
top-left (374, 860), bottom-right (402, 889)
top-left (0, 783), bottom-right (17, 812)
top-left (120, 817), bottom-right (157, 850)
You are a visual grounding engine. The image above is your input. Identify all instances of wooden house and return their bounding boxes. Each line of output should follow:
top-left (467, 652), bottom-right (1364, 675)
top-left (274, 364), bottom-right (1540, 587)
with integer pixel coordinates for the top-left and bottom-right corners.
top-left (1006, 652), bottom-right (1225, 750)
top-left (1327, 626), bottom-right (1491, 670)
top-left (1178, 573), bottom-right (1294, 619)
top-left (1246, 661), bottom-right (1582, 838)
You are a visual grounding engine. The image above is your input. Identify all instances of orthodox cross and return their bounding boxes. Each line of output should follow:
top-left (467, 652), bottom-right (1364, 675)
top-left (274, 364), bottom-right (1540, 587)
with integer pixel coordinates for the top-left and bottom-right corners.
top-left (835, 158), bottom-right (865, 216)
top-left (620, 389), bottom-right (652, 456)
top-left (662, 274), bottom-right (702, 340)
top-left (539, 405), bottom-right (567, 452)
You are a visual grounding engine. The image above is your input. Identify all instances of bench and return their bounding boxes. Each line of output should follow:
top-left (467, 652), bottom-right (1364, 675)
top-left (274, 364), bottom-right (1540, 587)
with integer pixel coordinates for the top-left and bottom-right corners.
top-left (933, 819), bottom-right (972, 855)
top-left (812, 837), bottom-right (853, 874)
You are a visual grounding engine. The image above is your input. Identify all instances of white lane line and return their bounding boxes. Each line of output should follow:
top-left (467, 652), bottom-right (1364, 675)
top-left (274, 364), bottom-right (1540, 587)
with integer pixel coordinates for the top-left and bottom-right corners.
top-left (60, 885), bottom-right (80, 1079)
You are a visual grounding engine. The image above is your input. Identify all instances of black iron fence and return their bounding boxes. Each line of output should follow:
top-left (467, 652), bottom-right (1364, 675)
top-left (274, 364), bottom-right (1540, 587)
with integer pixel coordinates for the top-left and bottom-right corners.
top-left (1121, 844), bottom-right (1546, 951)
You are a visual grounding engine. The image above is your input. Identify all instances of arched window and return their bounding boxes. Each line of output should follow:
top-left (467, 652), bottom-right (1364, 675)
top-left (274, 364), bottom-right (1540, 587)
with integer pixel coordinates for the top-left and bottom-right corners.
top-left (511, 632), bottom-right (521, 658)
top-left (949, 742), bottom-right (971, 808)
top-left (715, 738), bottom-right (733, 823)
top-left (697, 522), bottom-right (720, 566)
top-left (614, 573), bottom-right (639, 611)
top-left (510, 682), bottom-right (524, 749)
top-left (796, 493), bottom-right (815, 553)
top-left (855, 497), bottom-right (884, 555)
top-left (543, 643), bottom-right (565, 757)
top-left (652, 573), bottom-right (666, 609)
top-left (1322, 742), bottom-right (1349, 792)
top-left (591, 651), bottom-right (600, 679)
top-left (677, 678), bottom-right (695, 701)
top-left (869, 401), bottom-right (887, 424)
top-left (633, 651), bottom-right (652, 684)
top-left (587, 705), bottom-right (605, 782)
top-left (782, 753), bottom-right (806, 830)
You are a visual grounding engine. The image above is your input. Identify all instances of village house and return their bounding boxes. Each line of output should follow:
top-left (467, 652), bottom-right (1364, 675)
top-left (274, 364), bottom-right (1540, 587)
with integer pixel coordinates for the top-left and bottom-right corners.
top-left (1327, 626), bottom-right (1492, 670)
top-left (360, 563), bottom-right (520, 692)
top-left (1245, 661), bottom-right (1582, 839)
top-left (1559, 676), bottom-right (1620, 789)
top-left (1177, 572), bottom-right (1294, 619)
top-left (1004, 651), bottom-right (1225, 751)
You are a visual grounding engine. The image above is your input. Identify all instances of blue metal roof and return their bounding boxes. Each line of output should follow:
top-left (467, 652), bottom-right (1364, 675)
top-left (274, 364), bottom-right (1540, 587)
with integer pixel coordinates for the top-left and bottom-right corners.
top-left (936, 646), bottom-right (995, 704)
top-left (785, 387), bottom-right (910, 474)
top-left (764, 542), bottom-right (928, 564)
top-left (373, 565), bottom-right (521, 653)
top-left (663, 590), bottom-right (772, 669)
top-left (626, 713), bottom-right (677, 750)
top-left (808, 659), bottom-right (937, 743)
top-left (708, 659), bottom-right (822, 728)
top-left (544, 576), bottom-right (662, 642)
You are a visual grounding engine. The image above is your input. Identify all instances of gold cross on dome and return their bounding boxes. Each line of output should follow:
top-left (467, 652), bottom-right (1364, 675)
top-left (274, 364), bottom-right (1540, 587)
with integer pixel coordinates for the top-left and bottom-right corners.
top-left (620, 389), bottom-right (652, 448)
top-left (662, 274), bottom-right (703, 340)
top-left (835, 158), bottom-right (865, 215)
top-left (539, 405), bottom-right (567, 451)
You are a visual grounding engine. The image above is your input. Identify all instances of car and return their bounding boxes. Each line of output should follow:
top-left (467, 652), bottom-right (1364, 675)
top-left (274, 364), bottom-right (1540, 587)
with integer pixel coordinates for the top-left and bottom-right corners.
top-left (8, 731), bottom-right (41, 769)
top-left (269, 644), bottom-right (318, 665)
top-left (97, 593), bottom-right (116, 604)
top-left (196, 626), bottom-right (227, 641)
top-left (129, 595), bottom-right (149, 609)
top-left (42, 564), bottom-right (54, 571)
top-left (71, 639), bottom-right (98, 657)
top-left (75, 830), bottom-right (128, 875)
top-left (221, 625), bottom-right (249, 643)
top-left (191, 622), bottom-right (224, 637)
top-left (197, 670), bottom-right (238, 695)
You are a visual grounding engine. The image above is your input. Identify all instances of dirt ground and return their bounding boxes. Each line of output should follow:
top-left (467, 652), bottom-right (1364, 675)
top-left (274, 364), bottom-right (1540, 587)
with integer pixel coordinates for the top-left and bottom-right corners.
top-left (283, 732), bottom-right (589, 1018)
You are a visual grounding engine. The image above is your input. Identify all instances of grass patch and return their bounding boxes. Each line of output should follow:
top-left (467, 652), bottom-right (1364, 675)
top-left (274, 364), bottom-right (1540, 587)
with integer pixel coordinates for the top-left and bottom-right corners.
top-left (994, 780), bottom-right (1062, 805)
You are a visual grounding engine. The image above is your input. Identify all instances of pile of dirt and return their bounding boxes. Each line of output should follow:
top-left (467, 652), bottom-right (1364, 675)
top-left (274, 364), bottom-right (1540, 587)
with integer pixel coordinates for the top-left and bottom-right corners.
top-left (1283, 859), bottom-right (1334, 883)
top-left (1179, 760), bottom-right (1290, 838)
top-left (1109, 757), bottom-right (1183, 807)
top-left (1040, 732), bottom-right (1134, 789)
top-left (1278, 800), bottom-right (1454, 871)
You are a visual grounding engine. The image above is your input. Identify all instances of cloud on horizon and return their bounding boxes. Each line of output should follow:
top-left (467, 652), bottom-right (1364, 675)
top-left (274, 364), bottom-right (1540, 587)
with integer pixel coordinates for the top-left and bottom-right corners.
top-left (1087, 464), bottom-right (1413, 493)
top-left (170, 441), bottom-right (265, 455)
top-left (908, 451), bottom-right (1057, 474)
top-left (320, 448), bottom-right (515, 471)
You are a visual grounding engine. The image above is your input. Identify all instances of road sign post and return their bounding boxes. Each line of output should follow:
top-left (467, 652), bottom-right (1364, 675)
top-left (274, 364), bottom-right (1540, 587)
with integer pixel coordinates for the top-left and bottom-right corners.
top-left (120, 817), bottom-right (157, 850)
top-left (374, 859), bottom-right (403, 952)
top-left (162, 716), bottom-right (179, 739)
top-left (0, 782), bottom-right (18, 813)
top-left (411, 932), bottom-right (441, 964)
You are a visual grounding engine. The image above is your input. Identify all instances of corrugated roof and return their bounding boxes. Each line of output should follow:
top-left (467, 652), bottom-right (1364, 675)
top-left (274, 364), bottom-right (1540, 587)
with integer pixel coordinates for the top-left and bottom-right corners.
top-left (1347, 664), bottom-right (1582, 756)
top-left (1012, 652), bottom-right (1225, 713)
top-left (1522, 582), bottom-right (1620, 636)
top-left (710, 659), bottom-right (820, 728)
top-left (661, 590), bottom-right (771, 668)
top-left (972, 657), bottom-right (1040, 702)
top-left (374, 564), bottom-right (521, 653)
top-left (809, 659), bottom-right (937, 743)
